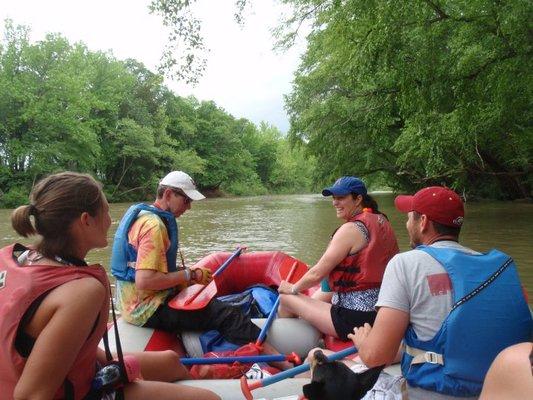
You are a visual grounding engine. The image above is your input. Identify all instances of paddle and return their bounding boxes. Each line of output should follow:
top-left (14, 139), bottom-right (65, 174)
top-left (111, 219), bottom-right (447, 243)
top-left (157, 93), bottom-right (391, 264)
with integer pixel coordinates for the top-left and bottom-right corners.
top-left (254, 261), bottom-right (299, 347)
top-left (180, 352), bottom-right (301, 366)
top-left (168, 246), bottom-right (244, 311)
top-left (240, 346), bottom-right (357, 400)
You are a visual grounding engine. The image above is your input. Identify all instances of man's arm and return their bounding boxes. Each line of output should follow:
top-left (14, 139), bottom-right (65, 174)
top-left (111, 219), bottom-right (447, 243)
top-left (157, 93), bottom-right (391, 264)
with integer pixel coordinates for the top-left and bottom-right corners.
top-left (135, 269), bottom-right (190, 291)
top-left (131, 215), bottom-right (191, 291)
top-left (350, 252), bottom-right (411, 367)
top-left (349, 307), bottom-right (409, 367)
top-left (480, 342), bottom-right (533, 400)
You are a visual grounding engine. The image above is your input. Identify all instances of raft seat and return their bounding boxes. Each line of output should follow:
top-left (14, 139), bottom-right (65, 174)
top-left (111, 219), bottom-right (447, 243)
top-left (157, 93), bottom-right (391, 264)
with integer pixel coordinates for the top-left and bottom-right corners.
top-left (101, 318), bottom-right (186, 356)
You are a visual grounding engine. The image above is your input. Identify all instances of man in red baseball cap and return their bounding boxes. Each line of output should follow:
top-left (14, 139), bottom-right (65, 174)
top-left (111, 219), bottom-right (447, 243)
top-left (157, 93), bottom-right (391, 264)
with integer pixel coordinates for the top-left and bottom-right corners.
top-left (394, 186), bottom-right (465, 248)
top-left (347, 186), bottom-right (531, 399)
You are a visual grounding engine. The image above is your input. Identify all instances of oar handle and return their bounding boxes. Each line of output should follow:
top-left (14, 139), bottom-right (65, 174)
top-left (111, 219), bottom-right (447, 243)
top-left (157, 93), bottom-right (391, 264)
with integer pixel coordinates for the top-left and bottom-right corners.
top-left (255, 261), bottom-right (299, 346)
top-left (213, 246), bottom-right (244, 278)
top-left (183, 246), bottom-right (244, 306)
top-left (180, 352), bottom-right (300, 366)
top-left (240, 346), bottom-right (357, 397)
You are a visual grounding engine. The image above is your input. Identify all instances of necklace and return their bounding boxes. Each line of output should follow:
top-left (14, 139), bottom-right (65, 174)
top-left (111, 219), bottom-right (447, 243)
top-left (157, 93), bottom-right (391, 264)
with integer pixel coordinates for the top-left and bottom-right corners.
top-left (53, 254), bottom-right (88, 266)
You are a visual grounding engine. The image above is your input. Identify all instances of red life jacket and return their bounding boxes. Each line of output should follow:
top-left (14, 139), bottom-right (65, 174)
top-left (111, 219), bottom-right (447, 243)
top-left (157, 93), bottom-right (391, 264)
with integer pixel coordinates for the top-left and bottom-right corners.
top-left (0, 244), bottom-right (110, 400)
top-left (328, 211), bottom-right (399, 292)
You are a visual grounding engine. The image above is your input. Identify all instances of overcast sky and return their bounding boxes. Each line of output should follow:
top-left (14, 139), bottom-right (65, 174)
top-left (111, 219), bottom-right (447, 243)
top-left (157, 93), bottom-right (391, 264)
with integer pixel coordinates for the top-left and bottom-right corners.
top-left (0, 0), bottom-right (306, 132)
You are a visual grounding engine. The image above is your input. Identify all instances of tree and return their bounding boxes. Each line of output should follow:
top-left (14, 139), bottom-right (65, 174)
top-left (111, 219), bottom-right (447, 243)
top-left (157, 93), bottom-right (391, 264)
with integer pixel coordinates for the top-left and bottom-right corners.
top-left (285, 0), bottom-right (532, 199)
top-left (0, 19), bottom-right (315, 207)
top-left (150, 0), bottom-right (532, 199)
top-left (0, 22), bottom-right (101, 204)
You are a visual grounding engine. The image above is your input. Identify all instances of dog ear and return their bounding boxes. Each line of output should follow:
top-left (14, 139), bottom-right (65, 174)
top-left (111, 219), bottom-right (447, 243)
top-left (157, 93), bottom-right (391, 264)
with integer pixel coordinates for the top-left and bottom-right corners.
top-left (353, 365), bottom-right (384, 396)
top-left (303, 381), bottom-right (325, 400)
top-left (313, 349), bottom-right (328, 365)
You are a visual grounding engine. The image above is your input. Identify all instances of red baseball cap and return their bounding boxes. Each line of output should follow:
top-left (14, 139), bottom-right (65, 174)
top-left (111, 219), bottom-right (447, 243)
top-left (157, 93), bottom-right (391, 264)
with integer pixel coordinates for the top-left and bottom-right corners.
top-left (395, 186), bottom-right (465, 227)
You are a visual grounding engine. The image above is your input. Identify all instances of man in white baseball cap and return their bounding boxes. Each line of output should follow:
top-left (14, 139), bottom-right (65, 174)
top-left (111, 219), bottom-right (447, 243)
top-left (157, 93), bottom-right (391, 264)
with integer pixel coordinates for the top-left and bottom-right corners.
top-left (159, 170), bottom-right (206, 201)
top-left (111, 171), bottom-right (268, 357)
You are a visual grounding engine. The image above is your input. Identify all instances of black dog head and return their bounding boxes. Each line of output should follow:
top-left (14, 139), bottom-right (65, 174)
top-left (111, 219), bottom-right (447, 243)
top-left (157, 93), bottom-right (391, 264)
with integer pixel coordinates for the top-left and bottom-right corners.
top-left (303, 350), bottom-right (384, 400)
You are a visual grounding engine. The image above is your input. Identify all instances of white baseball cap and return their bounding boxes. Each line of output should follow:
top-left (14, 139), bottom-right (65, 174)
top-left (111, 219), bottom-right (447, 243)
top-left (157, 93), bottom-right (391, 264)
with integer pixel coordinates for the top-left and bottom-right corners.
top-left (159, 171), bottom-right (206, 201)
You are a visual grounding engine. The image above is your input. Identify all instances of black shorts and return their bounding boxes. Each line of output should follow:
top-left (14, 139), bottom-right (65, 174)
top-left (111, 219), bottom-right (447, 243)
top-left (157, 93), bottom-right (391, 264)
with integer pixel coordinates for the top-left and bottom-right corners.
top-left (144, 298), bottom-right (261, 345)
top-left (84, 390), bottom-right (117, 400)
top-left (330, 305), bottom-right (377, 340)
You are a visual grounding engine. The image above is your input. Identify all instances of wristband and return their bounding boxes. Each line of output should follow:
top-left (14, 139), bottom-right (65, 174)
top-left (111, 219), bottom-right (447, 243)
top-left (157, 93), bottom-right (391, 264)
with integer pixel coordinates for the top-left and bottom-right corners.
top-left (183, 268), bottom-right (191, 282)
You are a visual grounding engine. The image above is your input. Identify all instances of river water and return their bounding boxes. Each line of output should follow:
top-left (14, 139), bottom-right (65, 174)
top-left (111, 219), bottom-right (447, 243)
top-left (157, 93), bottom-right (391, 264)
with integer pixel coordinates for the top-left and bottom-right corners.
top-left (1, 193), bottom-right (531, 301)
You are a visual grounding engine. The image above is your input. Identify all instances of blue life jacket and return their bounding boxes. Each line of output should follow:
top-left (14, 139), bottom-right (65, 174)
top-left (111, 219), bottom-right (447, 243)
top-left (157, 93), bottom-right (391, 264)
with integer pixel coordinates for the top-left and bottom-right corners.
top-left (401, 246), bottom-right (532, 397)
top-left (110, 203), bottom-right (178, 282)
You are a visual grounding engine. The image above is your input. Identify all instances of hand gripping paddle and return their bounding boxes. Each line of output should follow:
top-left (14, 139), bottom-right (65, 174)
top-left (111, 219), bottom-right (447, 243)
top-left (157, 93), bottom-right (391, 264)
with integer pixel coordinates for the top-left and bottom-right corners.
top-left (168, 246), bottom-right (244, 310)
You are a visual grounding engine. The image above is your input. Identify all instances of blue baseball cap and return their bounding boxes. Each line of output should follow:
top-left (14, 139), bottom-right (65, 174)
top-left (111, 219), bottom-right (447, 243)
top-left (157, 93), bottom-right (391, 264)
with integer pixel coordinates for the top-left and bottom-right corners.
top-left (322, 176), bottom-right (367, 197)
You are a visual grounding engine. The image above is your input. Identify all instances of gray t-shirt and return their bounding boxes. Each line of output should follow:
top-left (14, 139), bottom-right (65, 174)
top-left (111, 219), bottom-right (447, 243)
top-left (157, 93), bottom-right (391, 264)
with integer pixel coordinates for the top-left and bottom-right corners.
top-left (376, 241), bottom-right (480, 400)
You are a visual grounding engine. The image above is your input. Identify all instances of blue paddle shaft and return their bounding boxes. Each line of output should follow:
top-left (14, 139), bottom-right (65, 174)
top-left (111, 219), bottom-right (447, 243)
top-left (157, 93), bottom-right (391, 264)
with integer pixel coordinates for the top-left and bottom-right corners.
top-left (256, 297), bottom-right (280, 344)
top-left (180, 354), bottom-right (289, 365)
top-left (213, 247), bottom-right (243, 278)
top-left (257, 346), bottom-right (357, 387)
top-left (256, 261), bottom-right (298, 346)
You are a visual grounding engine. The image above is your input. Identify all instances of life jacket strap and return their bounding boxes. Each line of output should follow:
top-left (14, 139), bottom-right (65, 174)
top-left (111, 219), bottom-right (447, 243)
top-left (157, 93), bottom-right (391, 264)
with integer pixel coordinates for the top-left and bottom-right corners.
top-left (400, 379), bottom-right (410, 400)
top-left (405, 345), bottom-right (444, 365)
top-left (335, 265), bottom-right (361, 273)
top-left (333, 280), bottom-right (358, 288)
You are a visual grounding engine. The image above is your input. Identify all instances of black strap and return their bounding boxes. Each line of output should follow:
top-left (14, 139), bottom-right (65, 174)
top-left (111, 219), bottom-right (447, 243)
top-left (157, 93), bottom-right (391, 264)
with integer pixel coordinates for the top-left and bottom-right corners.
top-left (337, 266), bottom-right (360, 273)
top-left (333, 280), bottom-right (358, 288)
top-left (102, 330), bottom-right (113, 362)
top-left (109, 295), bottom-right (126, 400)
top-left (100, 289), bottom-right (126, 399)
top-left (451, 257), bottom-right (513, 311)
top-left (64, 378), bottom-right (75, 400)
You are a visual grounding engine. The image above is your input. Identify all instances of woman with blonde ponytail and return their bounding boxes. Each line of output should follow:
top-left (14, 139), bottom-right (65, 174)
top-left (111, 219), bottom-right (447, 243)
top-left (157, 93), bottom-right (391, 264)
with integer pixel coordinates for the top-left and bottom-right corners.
top-left (0, 172), bottom-right (220, 400)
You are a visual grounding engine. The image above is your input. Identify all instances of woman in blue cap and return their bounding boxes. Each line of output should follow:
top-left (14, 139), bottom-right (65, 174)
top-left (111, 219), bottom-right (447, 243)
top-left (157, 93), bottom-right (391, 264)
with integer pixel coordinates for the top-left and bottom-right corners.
top-left (278, 176), bottom-right (399, 340)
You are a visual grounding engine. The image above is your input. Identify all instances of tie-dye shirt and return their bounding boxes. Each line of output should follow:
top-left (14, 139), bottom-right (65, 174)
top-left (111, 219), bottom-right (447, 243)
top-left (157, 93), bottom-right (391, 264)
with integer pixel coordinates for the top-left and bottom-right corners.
top-left (116, 212), bottom-right (174, 326)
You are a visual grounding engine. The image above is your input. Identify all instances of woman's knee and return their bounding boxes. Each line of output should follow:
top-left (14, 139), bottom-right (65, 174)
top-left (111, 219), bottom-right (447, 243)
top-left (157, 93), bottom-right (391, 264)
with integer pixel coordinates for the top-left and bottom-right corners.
top-left (160, 350), bottom-right (180, 365)
top-left (278, 294), bottom-right (296, 317)
top-left (135, 350), bottom-right (188, 381)
top-left (160, 350), bottom-right (189, 381)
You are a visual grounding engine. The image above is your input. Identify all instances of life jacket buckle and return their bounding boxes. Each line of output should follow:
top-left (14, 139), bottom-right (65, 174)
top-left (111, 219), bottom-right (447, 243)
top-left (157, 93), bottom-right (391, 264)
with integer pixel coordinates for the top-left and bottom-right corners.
top-left (424, 351), bottom-right (442, 364)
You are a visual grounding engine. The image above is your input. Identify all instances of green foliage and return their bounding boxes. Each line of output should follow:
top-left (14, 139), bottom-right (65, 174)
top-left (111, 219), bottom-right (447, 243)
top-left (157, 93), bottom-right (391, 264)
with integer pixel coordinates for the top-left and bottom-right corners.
top-left (148, 0), bottom-right (207, 84)
top-left (0, 185), bottom-right (29, 208)
top-left (138, 0), bottom-right (532, 198)
top-left (0, 20), bottom-right (315, 207)
top-left (284, 0), bottom-right (532, 199)
top-left (269, 141), bottom-right (316, 193)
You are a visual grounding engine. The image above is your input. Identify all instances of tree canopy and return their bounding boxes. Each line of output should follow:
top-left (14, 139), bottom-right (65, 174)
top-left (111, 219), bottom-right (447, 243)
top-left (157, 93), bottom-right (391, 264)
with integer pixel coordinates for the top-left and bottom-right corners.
top-left (151, 0), bottom-right (532, 200)
top-left (283, 0), bottom-right (532, 199)
top-left (2, 0), bottom-right (532, 203)
top-left (0, 20), bottom-right (315, 207)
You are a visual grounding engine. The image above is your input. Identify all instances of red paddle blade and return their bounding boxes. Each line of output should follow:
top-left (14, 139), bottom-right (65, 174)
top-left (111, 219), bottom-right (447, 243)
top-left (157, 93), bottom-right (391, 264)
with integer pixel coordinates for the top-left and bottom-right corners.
top-left (168, 280), bottom-right (218, 310)
top-left (168, 246), bottom-right (243, 310)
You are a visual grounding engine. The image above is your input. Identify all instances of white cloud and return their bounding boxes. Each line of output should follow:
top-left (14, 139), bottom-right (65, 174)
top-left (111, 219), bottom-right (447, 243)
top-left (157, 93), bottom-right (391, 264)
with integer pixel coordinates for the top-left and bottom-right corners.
top-left (0, 0), bottom-right (306, 132)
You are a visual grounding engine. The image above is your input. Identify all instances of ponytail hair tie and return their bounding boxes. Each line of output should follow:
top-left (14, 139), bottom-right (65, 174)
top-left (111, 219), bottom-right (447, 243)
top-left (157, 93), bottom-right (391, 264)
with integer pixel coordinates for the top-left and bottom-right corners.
top-left (28, 204), bottom-right (38, 216)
